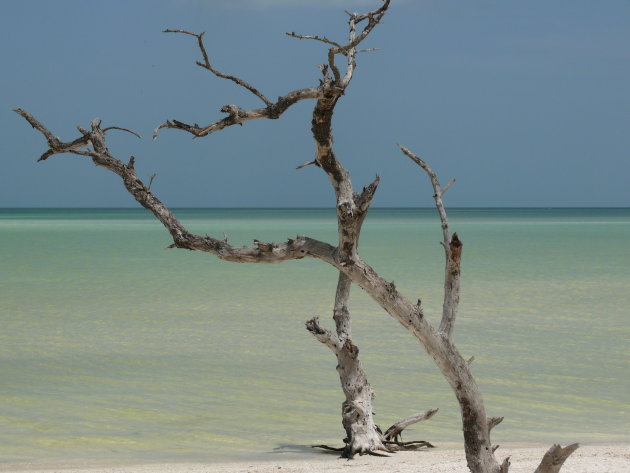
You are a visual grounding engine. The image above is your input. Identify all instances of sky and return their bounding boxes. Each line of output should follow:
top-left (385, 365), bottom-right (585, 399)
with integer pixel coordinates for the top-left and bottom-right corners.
top-left (1, 0), bottom-right (629, 208)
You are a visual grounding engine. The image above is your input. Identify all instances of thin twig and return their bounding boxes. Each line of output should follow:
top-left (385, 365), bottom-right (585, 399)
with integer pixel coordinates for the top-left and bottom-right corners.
top-left (398, 143), bottom-right (452, 246)
top-left (286, 32), bottom-right (342, 48)
top-left (102, 126), bottom-right (142, 139)
top-left (332, 0), bottom-right (390, 56)
top-left (296, 160), bottom-right (317, 170)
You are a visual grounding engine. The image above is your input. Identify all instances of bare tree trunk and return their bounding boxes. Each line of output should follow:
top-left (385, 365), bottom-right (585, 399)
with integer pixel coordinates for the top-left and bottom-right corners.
top-left (331, 274), bottom-right (384, 456)
top-left (306, 204), bottom-right (387, 457)
top-left (307, 271), bottom-right (437, 458)
top-left (306, 293), bottom-right (385, 457)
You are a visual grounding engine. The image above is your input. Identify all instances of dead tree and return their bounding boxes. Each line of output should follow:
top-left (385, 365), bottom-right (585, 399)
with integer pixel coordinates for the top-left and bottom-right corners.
top-left (15, 1), bottom-right (579, 471)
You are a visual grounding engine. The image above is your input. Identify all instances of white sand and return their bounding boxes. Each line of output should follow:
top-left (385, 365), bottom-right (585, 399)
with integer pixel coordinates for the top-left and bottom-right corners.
top-left (3, 445), bottom-right (629, 473)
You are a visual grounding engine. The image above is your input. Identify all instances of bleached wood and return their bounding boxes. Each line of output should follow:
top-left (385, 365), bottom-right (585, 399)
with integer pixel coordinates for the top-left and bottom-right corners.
top-left (153, 87), bottom-right (320, 139)
top-left (286, 31), bottom-right (342, 49)
top-left (383, 409), bottom-right (439, 442)
top-left (306, 171), bottom-right (389, 457)
top-left (398, 144), bottom-right (461, 339)
top-left (15, 109), bottom-right (336, 266)
top-left (534, 444), bottom-right (580, 473)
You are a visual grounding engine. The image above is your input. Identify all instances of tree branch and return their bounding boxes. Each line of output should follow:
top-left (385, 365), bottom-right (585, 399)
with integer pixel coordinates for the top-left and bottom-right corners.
top-left (287, 1), bottom-right (390, 89)
top-left (16, 110), bottom-right (337, 266)
top-left (398, 144), bottom-right (452, 245)
top-left (305, 317), bottom-right (342, 353)
top-left (487, 416), bottom-right (504, 434)
top-left (398, 143), bottom-right (461, 339)
top-left (332, 0), bottom-right (390, 57)
top-left (296, 159), bottom-right (317, 170)
top-left (354, 175), bottom-right (380, 215)
top-left (102, 126), bottom-right (142, 139)
top-left (342, 11), bottom-right (359, 87)
top-left (15, 108), bottom-right (92, 161)
top-left (163, 29), bottom-right (272, 107)
top-left (153, 87), bottom-right (320, 139)
top-left (286, 32), bottom-right (342, 49)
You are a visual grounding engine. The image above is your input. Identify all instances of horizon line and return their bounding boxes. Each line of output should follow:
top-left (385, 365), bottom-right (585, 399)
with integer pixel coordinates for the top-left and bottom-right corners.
top-left (1, 206), bottom-right (628, 210)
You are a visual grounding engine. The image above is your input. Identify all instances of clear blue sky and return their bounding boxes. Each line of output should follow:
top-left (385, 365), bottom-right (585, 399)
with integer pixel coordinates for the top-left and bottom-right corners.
top-left (2, 0), bottom-right (629, 208)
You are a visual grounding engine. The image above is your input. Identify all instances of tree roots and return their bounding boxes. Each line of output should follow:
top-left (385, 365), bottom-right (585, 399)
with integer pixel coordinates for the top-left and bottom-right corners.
top-left (312, 410), bottom-right (437, 459)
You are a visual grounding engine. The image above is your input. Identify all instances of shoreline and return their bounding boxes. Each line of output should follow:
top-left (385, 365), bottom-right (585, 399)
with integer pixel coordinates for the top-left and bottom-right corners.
top-left (3, 444), bottom-right (629, 473)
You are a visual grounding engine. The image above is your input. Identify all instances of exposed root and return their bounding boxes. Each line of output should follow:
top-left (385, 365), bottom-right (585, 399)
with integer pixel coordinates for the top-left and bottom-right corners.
top-left (312, 444), bottom-right (345, 452)
top-left (384, 440), bottom-right (435, 451)
top-left (312, 408), bottom-right (438, 459)
top-left (363, 450), bottom-right (391, 457)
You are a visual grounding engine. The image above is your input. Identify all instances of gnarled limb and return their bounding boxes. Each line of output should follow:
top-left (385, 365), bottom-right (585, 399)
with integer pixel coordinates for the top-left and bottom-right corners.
top-left (157, 9), bottom-right (391, 141)
top-left (154, 23), bottom-right (328, 138)
top-left (153, 87), bottom-right (320, 138)
top-left (15, 109), bottom-right (336, 266)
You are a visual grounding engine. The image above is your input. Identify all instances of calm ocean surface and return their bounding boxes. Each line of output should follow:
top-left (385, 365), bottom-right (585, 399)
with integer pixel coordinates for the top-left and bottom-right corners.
top-left (1, 208), bottom-right (628, 465)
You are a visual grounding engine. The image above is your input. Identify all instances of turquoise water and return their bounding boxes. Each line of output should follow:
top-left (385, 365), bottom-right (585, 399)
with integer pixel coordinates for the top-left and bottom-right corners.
top-left (1, 208), bottom-right (629, 465)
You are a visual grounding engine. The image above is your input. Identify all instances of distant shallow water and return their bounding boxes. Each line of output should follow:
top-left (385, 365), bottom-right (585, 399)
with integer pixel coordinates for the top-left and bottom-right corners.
top-left (1, 208), bottom-right (629, 464)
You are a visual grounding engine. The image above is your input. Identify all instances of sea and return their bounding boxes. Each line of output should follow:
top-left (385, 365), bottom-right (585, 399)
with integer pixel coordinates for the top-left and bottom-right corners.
top-left (1, 208), bottom-right (628, 466)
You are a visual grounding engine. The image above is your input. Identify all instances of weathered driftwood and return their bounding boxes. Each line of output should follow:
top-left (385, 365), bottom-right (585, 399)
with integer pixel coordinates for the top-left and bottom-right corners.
top-left (15, 1), bottom-right (579, 471)
top-left (383, 409), bottom-right (439, 444)
top-left (534, 444), bottom-right (580, 473)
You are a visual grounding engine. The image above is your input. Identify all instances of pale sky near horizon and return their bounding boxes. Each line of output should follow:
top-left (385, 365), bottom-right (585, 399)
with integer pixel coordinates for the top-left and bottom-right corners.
top-left (1, 0), bottom-right (629, 208)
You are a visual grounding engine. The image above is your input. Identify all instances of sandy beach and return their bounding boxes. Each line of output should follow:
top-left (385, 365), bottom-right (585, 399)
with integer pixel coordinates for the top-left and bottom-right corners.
top-left (4, 445), bottom-right (629, 473)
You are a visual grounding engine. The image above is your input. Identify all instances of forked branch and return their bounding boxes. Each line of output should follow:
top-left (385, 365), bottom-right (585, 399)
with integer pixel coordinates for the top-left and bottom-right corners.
top-left (16, 109), bottom-right (336, 266)
top-left (335, 0), bottom-right (390, 56)
top-left (287, 0), bottom-right (390, 87)
top-left (155, 29), bottom-right (328, 139)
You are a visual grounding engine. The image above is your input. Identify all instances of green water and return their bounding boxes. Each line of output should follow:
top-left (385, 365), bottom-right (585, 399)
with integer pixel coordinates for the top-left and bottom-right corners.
top-left (1, 208), bottom-right (628, 465)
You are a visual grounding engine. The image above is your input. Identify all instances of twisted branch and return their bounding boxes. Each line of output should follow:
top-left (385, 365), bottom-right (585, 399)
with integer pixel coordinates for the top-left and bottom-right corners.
top-left (16, 109), bottom-right (336, 266)
top-left (153, 87), bottom-right (320, 139)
